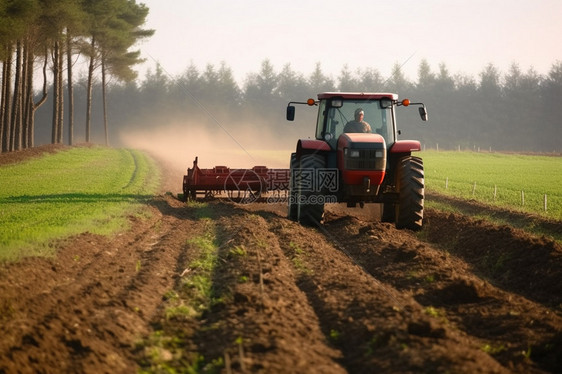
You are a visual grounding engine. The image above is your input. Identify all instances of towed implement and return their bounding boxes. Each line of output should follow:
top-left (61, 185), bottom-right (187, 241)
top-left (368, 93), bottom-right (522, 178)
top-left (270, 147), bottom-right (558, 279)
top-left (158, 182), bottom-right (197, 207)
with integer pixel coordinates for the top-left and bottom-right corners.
top-left (182, 156), bottom-right (290, 203)
top-left (182, 92), bottom-right (428, 230)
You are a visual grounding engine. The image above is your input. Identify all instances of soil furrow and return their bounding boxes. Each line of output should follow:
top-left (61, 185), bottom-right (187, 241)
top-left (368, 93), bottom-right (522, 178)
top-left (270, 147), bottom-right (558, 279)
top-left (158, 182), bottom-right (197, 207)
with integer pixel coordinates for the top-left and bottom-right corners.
top-left (149, 204), bottom-right (348, 373)
top-left (423, 208), bottom-right (562, 309)
top-left (0, 195), bottom-right (202, 373)
top-left (321, 208), bottom-right (562, 373)
top-left (259, 209), bottom-right (506, 373)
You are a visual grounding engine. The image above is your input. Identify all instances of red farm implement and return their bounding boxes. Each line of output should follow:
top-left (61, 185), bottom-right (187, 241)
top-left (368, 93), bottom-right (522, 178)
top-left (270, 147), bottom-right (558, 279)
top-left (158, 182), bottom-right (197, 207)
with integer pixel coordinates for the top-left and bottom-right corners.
top-left (181, 157), bottom-right (290, 203)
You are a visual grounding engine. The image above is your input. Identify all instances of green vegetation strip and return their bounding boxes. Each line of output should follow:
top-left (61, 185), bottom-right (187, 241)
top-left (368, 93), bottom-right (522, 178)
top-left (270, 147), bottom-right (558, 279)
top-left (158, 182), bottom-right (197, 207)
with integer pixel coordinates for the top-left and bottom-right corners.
top-left (422, 151), bottom-right (562, 220)
top-left (139, 202), bottom-right (225, 373)
top-left (167, 218), bottom-right (220, 321)
top-left (0, 147), bottom-right (160, 261)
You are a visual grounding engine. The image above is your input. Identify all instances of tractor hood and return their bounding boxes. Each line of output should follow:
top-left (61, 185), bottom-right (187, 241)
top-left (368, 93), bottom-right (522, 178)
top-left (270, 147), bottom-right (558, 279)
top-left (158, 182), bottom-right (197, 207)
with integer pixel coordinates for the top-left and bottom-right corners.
top-left (337, 133), bottom-right (386, 149)
top-left (337, 132), bottom-right (386, 188)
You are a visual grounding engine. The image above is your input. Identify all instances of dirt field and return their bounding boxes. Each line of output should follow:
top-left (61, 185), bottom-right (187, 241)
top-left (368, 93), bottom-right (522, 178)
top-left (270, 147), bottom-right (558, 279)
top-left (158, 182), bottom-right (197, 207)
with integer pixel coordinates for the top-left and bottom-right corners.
top-left (0, 146), bottom-right (561, 373)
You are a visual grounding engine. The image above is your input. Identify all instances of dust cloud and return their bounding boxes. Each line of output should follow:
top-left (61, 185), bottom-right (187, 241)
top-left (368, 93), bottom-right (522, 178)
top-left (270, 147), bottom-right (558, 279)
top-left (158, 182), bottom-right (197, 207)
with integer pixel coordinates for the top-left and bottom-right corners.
top-left (119, 119), bottom-right (298, 192)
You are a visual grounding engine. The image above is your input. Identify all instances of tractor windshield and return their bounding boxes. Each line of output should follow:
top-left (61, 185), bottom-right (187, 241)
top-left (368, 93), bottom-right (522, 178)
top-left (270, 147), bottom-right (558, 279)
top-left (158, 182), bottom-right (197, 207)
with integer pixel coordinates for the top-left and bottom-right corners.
top-left (316, 99), bottom-right (394, 149)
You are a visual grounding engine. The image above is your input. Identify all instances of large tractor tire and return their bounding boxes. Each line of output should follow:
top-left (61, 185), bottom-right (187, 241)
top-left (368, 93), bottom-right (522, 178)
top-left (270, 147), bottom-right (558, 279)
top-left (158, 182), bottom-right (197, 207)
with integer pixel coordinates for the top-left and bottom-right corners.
top-left (287, 153), bottom-right (298, 221)
top-left (297, 153), bottom-right (326, 226)
top-left (380, 202), bottom-right (395, 223)
top-left (395, 156), bottom-right (424, 230)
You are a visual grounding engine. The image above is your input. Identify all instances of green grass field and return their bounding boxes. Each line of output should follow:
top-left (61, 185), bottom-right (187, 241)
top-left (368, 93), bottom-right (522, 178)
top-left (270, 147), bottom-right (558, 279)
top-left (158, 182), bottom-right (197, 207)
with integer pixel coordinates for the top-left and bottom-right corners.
top-left (0, 147), bottom-right (160, 261)
top-left (421, 150), bottom-right (562, 220)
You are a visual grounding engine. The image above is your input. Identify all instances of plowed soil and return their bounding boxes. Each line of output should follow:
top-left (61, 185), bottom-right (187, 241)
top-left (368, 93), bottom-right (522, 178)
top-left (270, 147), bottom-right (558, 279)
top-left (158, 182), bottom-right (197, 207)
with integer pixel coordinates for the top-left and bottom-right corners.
top-left (1, 146), bottom-right (561, 373)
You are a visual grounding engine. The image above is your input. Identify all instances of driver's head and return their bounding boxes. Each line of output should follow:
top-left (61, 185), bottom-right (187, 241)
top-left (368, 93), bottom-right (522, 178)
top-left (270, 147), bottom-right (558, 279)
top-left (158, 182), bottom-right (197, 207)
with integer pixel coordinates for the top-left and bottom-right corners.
top-left (354, 108), bottom-right (364, 121)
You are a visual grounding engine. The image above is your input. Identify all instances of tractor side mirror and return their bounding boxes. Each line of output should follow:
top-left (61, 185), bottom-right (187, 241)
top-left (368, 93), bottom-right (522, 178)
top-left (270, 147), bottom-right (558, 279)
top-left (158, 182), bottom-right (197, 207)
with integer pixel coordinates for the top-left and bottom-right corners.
top-left (418, 106), bottom-right (428, 121)
top-left (286, 105), bottom-right (295, 121)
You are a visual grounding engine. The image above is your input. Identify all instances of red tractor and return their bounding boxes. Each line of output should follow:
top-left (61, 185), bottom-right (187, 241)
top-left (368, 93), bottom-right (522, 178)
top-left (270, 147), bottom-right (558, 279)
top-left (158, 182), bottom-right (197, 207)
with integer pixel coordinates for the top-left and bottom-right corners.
top-left (286, 92), bottom-right (428, 230)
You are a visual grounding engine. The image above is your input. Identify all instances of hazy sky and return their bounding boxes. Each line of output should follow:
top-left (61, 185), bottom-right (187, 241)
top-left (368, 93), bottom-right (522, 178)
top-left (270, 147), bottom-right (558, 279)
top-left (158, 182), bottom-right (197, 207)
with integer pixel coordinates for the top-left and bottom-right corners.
top-left (137, 0), bottom-right (562, 85)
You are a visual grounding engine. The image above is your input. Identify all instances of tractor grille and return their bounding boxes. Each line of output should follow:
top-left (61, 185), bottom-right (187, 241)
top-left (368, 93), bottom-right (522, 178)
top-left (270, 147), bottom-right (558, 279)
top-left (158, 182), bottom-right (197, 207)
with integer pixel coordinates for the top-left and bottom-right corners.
top-left (344, 149), bottom-right (386, 171)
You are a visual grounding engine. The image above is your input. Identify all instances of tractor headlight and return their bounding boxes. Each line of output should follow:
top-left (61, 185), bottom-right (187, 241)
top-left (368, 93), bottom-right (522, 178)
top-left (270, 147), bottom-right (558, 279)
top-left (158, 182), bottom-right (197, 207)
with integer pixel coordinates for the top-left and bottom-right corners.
top-left (350, 150), bottom-right (360, 158)
top-left (344, 148), bottom-right (360, 158)
top-left (344, 147), bottom-right (387, 171)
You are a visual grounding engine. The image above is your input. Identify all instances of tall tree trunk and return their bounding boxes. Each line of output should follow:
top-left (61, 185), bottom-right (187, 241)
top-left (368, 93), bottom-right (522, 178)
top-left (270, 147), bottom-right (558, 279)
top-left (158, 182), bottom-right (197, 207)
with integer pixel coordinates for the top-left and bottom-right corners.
top-left (29, 52), bottom-right (49, 148)
top-left (0, 51), bottom-right (9, 153)
top-left (22, 40), bottom-right (30, 149)
top-left (10, 41), bottom-right (22, 151)
top-left (57, 40), bottom-right (64, 144)
top-left (2, 49), bottom-right (13, 152)
top-left (66, 32), bottom-right (74, 146)
top-left (102, 58), bottom-right (108, 146)
top-left (85, 37), bottom-right (95, 143)
top-left (0, 59), bottom-right (4, 152)
top-left (52, 41), bottom-right (60, 144)
top-left (0, 64), bottom-right (3, 153)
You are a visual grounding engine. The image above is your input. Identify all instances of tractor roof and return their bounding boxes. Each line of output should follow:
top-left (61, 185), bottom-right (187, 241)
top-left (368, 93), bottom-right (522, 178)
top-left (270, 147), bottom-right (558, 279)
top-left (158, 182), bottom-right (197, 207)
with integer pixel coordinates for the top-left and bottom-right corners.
top-left (318, 92), bottom-right (398, 100)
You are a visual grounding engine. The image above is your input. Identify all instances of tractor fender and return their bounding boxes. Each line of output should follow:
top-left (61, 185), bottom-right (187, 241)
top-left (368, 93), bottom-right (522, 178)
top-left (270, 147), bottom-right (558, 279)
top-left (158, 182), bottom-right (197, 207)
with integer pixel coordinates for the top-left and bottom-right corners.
top-left (296, 139), bottom-right (331, 157)
top-left (390, 140), bottom-right (421, 153)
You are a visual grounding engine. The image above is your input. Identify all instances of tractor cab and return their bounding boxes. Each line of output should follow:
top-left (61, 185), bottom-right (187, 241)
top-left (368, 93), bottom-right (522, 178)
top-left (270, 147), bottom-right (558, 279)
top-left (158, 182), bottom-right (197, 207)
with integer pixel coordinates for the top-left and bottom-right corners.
top-left (287, 92), bottom-right (428, 151)
top-left (314, 93), bottom-right (398, 150)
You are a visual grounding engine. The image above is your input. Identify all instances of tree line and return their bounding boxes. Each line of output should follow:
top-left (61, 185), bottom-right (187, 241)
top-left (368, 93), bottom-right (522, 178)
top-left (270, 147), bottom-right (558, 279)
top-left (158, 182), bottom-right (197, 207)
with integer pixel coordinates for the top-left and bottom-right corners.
top-left (61, 58), bottom-right (558, 153)
top-left (0, 0), bottom-right (152, 153)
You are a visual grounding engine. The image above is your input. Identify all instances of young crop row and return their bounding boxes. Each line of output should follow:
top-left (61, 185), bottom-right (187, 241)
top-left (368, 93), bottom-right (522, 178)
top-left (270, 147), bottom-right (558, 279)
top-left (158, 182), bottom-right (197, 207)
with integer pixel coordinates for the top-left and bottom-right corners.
top-left (0, 147), bottom-right (160, 261)
top-left (421, 151), bottom-right (562, 220)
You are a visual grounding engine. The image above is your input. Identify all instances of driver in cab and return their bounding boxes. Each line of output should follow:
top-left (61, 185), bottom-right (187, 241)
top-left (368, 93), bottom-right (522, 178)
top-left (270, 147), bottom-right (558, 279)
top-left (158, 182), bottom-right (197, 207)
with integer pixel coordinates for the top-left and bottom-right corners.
top-left (344, 108), bottom-right (371, 133)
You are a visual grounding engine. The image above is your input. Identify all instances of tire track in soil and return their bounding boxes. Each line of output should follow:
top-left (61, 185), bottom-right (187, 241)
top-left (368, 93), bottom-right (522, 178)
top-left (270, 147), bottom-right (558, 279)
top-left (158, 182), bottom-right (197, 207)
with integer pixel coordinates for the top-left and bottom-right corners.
top-left (423, 208), bottom-right (562, 309)
top-left (261, 210), bottom-right (507, 373)
top-left (0, 195), bottom-right (205, 373)
top-left (319, 208), bottom-right (562, 373)
top-left (143, 203), bottom-right (348, 373)
top-left (173, 202), bottom-right (503, 373)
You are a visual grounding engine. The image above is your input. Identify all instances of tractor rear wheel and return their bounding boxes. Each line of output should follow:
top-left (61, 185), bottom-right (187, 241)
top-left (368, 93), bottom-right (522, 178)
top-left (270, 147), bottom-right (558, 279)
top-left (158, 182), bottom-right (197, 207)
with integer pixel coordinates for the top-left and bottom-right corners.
top-left (395, 156), bottom-right (424, 230)
top-left (297, 153), bottom-right (325, 226)
top-left (287, 153), bottom-right (298, 221)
